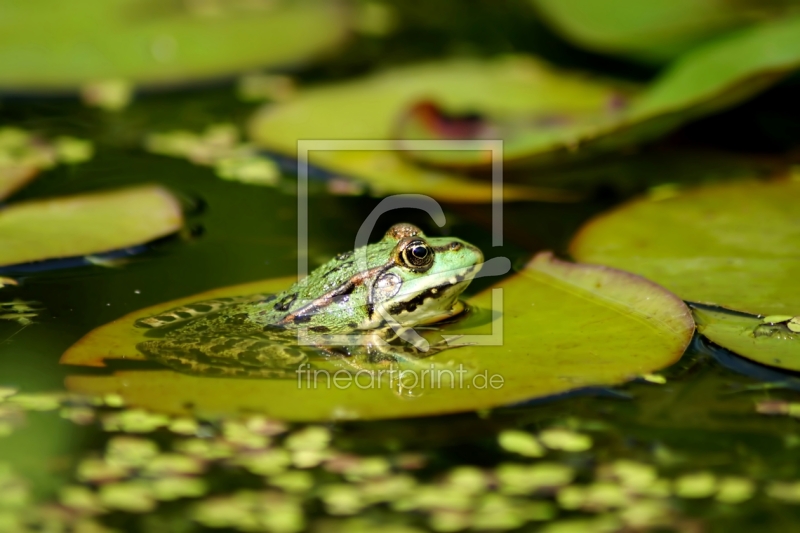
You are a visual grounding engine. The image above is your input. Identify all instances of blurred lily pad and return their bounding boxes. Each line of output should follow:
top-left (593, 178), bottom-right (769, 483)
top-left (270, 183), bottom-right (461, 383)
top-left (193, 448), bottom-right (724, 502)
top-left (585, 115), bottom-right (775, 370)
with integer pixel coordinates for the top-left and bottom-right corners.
top-left (62, 253), bottom-right (692, 420)
top-left (248, 56), bottom-right (618, 202)
top-left (693, 307), bottom-right (800, 372)
top-left (0, 166), bottom-right (38, 203)
top-left (0, 0), bottom-right (350, 91)
top-left (0, 128), bottom-right (94, 200)
top-left (0, 184), bottom-right (183, 267)
top-left (532, 0), bottom-right (800, 64)
top-left (571, 177), bottom-right (800, 316)
top-left (513, 149), bottom-right (778, 197)
top-left (399, 16), bottom-right (800, 168)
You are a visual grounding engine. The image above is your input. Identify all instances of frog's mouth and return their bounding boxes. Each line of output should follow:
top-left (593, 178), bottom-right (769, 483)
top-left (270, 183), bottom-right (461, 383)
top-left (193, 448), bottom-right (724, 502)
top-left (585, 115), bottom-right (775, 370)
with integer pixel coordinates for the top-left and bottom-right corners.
top-left (383, 262), bottom-right (483, 326)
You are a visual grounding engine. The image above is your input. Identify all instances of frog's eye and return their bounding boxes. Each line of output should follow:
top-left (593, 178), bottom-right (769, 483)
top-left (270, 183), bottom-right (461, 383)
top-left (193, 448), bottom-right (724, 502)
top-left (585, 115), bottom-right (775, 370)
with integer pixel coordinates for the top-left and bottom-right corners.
top-left (400, 239), bottom-right (434, 271)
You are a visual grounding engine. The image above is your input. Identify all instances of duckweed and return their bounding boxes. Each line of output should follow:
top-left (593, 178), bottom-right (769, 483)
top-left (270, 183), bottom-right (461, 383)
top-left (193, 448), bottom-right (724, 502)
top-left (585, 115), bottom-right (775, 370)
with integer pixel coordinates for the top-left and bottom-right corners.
top-left (443, 466), bottom-right (489, 495)
top-left (472, 494), bottom-right (556, 530)
top-left (101, 409), bottom-right (170, 433)
top-left (105, 436), bottom-right (159, 468)
top-left (143, 453), bottom-right (205, 476)
top-left (267, 470), bottom-right (315, 494)
top-left (144, 123), bottom-right (280, 188)
top-left (497, 430), bottom-right (546, 457)
top-left (150, 476), bottom-right (208, 501)
top-left (223, 420), bottom-right (273, 449)
top-left (766, 481), bottom-right (800, 503)
top-left (80, 79), bottom-right (133, 111)
top-left (284, 426), bottom-right (332, 451)
top-left (339, 457), bottom-right (392, 481)
top-left (496, 463), bottom-right (575, 495)
top-left (597, 460), bottom-right (658, 490)
top-left (320, 484), bottom-right (366, 515)
top-left (715, 477), bottom-right (756, 504)
top-left (538, 428), bottom-right (593, 452)
top-left (174, 438), bottom-right (235, 460)
top-left (59, 485), bottom-right (105, 514)
top-left (359, 474), bottom-right (417, 503)
top-left (76, 459), bottom-right (130, 484)
top-left (673, 471), bottom-right (718, 499)
top-left (232, 449), bottom-right (292, 476)
top-left (557, 483), bottom-right (631, 511)
top-left (167, 417), bottom-right (200, 436)
top-left (98, 481), bottom-right (156, 513)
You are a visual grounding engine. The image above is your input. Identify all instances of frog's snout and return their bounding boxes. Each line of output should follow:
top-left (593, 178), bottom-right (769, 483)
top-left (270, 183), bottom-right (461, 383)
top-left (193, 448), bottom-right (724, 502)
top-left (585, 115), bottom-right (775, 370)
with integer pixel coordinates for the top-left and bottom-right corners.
top-left (458, 241), bottom-right (483, 273)
top-left (455, 242), bottom-right (484, 283)
top-left (468, 243), bottom-right (484, 268)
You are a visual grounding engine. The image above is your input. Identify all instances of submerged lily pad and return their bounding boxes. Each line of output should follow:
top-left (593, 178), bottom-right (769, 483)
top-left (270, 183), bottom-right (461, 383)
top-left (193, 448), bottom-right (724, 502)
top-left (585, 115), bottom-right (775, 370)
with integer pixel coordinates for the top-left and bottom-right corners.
top-left (693, 307), bottom-right (800, 372)
top-left (0, 185), bottom-right (183, 267)
top-left (398, 16), bottom-right (800, 168)
top-left (248, 56), bottom-right (615, 202)
top-left (62, 253), bottom-right (692, 421)
top-left (531, 0), bottom-right (799, 64)
top-left (571, 178), bottom-right (800, 316)
top-left (0, 0), bottom-right (349, 91)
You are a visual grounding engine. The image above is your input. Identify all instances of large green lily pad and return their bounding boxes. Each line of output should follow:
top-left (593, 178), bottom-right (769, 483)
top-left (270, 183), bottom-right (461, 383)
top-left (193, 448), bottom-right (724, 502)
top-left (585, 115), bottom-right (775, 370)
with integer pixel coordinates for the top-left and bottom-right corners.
top-left (571, 177), bottom-right (800, 372)
top-left (570, 178), bottom-right (800, 317)
top-left (0, 184), bottom-right (183, 267)
top-left (247, 56), bottom-right (622, 203)
top-left (693, 307), bottom-right (800, 372)
top-left (532, 0), bottom-right (799, 64)
top-left (62, 253), bottom-right (693, 421)
top-left (398, 16), bottom-right (800, 169)
top-left (0, 0), bottom-right (349, 91)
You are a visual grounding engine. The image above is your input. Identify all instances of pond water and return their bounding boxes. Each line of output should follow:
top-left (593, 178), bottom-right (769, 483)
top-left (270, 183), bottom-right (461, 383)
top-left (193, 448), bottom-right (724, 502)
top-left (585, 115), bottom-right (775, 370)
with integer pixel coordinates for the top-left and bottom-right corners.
top-left (1, 90), bottom-right (799, 533)
top-left (2, 4), bottom-right (800, 530)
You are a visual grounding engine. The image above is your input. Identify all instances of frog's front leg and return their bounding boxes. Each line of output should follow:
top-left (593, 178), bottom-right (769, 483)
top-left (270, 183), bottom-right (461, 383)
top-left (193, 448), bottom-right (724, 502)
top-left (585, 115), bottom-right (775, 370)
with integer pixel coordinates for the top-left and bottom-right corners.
top-left (137, 334), bottom-right (307, 379)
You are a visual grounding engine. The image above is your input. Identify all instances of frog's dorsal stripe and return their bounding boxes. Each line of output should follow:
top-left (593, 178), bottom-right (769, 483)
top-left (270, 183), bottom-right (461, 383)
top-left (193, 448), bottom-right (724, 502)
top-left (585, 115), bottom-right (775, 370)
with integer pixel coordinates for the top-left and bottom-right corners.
top-left (277, 263), bottom-right (394, 326)
top-left (135, 294), bottom-right (274, 329)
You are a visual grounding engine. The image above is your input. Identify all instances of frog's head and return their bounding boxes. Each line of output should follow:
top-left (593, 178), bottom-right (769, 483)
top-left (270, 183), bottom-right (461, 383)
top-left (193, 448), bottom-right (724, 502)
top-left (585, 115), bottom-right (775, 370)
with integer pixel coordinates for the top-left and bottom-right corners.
top-left (368, 223), bottom-right (483, 327)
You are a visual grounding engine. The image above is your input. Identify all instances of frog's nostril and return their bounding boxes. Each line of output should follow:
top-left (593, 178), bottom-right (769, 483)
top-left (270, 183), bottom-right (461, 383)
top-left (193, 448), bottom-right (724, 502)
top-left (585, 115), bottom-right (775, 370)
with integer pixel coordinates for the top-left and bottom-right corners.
top-left (449, 241), bottom-right (462, 251)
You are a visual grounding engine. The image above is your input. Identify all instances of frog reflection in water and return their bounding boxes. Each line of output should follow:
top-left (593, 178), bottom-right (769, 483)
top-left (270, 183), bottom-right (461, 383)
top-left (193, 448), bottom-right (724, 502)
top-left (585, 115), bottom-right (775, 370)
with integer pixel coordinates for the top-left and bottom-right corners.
top-left (135, 223), bottom-right (483, 378)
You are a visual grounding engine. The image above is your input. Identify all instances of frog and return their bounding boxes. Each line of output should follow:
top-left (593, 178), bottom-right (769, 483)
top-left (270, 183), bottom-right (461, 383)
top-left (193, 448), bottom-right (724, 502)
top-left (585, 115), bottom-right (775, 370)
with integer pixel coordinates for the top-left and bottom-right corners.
top-left (134, 223), bottom-right (483, 379)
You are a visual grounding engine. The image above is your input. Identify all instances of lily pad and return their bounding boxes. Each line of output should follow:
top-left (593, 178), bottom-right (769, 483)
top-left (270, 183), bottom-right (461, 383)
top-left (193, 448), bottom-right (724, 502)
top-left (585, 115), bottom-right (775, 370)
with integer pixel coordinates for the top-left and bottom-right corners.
top-left (0, 128), bottom-right (94, 200)
top-left (0, 184), bottom-right (183, 267)
top-left (693, 307), bottom-right (800, 372)
top-left (0, 166), bottom-right (38, 202)
top-left (571, 175), bottom-right (800, 385)
top-left (570, 177), bottom-right (800, 317)
top-left (247, 56), bottom-right (618, 203)
top-left (0, 0), bottom-right (350, 91)
top-left (397, 16), bottom-right (800, 168)
top-left (62, 253), bottom-right (693, 421)
top-left (511, 149), bottom-right (777, 197)
top-left (531, 0), bottom-right (799, 64)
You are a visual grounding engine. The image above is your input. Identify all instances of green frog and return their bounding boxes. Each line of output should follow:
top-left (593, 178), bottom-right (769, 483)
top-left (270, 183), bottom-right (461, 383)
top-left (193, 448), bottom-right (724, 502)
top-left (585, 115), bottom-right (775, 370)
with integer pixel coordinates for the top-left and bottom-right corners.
top-left (135, 223), bottom-right (483, 379)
